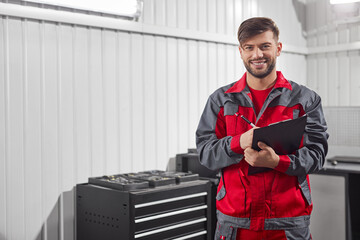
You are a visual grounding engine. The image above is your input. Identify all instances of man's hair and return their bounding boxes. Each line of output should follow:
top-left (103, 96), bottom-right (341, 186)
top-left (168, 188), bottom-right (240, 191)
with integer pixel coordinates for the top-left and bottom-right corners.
top-left (237, 17), bottom-right (279, 46)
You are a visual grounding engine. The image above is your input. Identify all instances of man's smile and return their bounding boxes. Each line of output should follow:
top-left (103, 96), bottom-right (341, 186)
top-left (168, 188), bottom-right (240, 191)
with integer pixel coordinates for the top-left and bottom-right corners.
top-left (250, 59), bottom-right (267, 67)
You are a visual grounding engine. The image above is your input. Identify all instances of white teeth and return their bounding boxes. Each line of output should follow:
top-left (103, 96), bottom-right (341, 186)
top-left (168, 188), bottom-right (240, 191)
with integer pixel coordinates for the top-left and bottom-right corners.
top-left (252, 62), bottom-right (265, 66)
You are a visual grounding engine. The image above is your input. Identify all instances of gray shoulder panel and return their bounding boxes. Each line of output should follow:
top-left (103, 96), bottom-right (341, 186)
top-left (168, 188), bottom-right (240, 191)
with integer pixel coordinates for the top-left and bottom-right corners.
top-left (268, 81), bottom-right (319, 110)
top-left (209, 82), bottom-right (252, 111)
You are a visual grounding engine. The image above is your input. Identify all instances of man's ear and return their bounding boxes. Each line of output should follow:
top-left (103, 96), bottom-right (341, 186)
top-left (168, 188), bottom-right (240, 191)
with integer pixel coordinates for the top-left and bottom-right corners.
top-left (276, 42), bottom-right (282, 57)
top-left (238, 46), bottom-right (244, 60)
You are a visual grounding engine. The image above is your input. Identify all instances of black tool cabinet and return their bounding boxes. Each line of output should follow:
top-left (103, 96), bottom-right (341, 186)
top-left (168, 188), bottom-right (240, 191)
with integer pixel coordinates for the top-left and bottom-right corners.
top-left (76, 179), bottom-right (214, 240)
top-left (311, 156), bottom-right (360, 240)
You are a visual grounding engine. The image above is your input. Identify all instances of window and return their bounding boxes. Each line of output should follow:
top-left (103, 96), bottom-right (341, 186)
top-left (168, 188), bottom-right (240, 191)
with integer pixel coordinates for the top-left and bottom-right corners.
top-left (21, 0), bottom-right (143, 19)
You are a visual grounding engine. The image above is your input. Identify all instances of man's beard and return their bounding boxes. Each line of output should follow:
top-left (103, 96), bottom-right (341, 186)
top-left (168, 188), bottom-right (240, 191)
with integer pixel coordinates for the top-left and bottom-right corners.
top-left (244, 57), bottom-right (276, 79)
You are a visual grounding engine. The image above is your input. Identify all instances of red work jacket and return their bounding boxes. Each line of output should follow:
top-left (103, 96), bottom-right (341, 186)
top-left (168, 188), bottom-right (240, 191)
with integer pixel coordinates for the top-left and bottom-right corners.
top-left (196, 71), bottom-right (328, 235)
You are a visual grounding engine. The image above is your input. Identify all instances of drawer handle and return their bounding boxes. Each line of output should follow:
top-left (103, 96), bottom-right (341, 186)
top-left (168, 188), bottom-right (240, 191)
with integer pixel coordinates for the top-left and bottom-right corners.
top-left (135, 205), bottom-right (207, 223)
top-left (135, 192), bottom-right (207, 208)
top-left (134, 217), bottom-right (207, 238)
top-left (172, 230), bottom-right (207, 240)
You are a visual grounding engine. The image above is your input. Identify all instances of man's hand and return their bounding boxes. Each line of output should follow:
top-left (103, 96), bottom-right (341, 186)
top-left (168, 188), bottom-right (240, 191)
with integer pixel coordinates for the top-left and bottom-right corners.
top-left (244, 142), bottom-right (280, 169)
top-left (240, 127), bottom-right (258, 149)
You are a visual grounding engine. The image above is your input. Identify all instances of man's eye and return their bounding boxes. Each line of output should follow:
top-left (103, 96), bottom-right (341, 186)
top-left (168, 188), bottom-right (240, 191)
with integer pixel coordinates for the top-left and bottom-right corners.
top-left (245, 46), bottom-right (253, 50)
top-left (262, 45), bottom-right (271, 49)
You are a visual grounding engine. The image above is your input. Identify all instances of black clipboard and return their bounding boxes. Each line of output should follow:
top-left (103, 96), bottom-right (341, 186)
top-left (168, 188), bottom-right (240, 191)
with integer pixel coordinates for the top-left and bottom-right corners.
top-left (248, 115), bottom-right (307, 175)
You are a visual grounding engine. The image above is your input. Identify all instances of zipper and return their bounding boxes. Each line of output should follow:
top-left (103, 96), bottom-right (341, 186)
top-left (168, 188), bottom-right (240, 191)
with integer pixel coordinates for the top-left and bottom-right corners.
top-left (255, 90), bottom-right (282, 125)
top-left (249, 203), bottom-right (252, 219)
top-left (221, 169), bottom-right (226, 190)
top-left (269, 173), bottom-right (277, 217)
top-left (238, 170), bottom-right (247, 217)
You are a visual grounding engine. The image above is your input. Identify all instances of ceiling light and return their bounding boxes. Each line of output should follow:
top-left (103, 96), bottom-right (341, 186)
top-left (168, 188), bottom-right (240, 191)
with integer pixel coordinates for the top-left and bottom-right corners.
top-left (330, 0), bottom-right (360, 4)
top-left (22, 0), bottom-right (142, 18)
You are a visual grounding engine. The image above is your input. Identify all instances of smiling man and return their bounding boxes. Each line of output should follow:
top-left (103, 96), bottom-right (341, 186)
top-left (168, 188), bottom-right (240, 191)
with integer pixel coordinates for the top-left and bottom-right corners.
top-left (196, 17), bottom-right (329, 240)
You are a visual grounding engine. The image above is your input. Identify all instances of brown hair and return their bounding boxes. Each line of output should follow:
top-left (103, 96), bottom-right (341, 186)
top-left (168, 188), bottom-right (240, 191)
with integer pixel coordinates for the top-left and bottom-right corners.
top-left (237, 17), bottom-right (279, 46)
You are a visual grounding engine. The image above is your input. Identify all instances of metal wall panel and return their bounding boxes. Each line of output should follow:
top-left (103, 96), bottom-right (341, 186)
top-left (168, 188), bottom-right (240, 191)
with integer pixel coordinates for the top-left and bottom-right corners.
top-left (102, 30), bottom-right (119, 175)
top-left (177, 38), bottom-right (189, 153)
top-left (0, 0), bottom-right (308, 239)
top-left (131, 33), bottom-right (145, 172)
top-left (217, 0), bottom-right (226, 34)
top-left (198, 0), bottom-right (207, 32)
top-left (177, 0), bottom-right (188, 29)
top-left (118, 31), bottom-right (133, 174)
top-left (24, 20), bottom-right (43, 240)
top-left (338, 52), bottom-right (351, 106)
top-left (42, 21), bottom-right (60, 240)
top-left (166, 0), bottom-right (177, 28)
top-left (306, 0), bottom-right (360, 107)
top-left (0, 17), bottom-right (6, 240)
top-left (8, 18), bottom-right (26, 240)
top-left (327, 53), bottom-right (339, 106)
top-left (277, 53), bottom-right (307, 86)
top-left (167, 37), bottom-right (179, 162)
top-left (154, 35), bottom-right (168, 170)
top-left (188, 40), bottom-right (199, 148)
top-left (74, 26), bottom-right (92, 182)
top-left (188, 0), bottom-right (198, 31)
top-left (207, 0), bottom-right (217, 33)
top-left (349, 50), bottom-right (360, 106)
top-left (58, 24), bottom-right (75, 240)
top-left (318, 54), bottom-right (329, 106)
top-left (208, 42), bottom-right (218, 92)
top-left (143, 35), bottom-right (157, 170)
top-left (306, 55), bottom-right (319, 96)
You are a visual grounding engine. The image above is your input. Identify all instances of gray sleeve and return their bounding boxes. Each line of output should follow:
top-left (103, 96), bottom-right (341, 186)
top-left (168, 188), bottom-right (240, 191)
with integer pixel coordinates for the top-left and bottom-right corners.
top-left (285, 94), bottom-right (329, 176)
top-left (196, 97), bottom-right (243, 171)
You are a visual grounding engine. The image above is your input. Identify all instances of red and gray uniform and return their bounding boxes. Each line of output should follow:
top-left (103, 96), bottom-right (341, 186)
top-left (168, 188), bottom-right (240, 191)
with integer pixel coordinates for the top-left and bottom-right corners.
top-left (196, 71), bottom-right (328, 239)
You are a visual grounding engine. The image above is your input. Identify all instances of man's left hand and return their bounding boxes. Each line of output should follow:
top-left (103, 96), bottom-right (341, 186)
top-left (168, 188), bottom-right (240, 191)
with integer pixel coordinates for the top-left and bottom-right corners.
top-left (244, 142), bottom-right (280, 169)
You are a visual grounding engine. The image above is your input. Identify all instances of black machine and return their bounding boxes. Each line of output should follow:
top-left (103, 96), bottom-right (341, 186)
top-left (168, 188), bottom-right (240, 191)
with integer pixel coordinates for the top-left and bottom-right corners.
top-left (319, 156), bottom-right (360, 240)
top-left (175, 149), bottom-right (219, 179)
top-left (76, 169), bottom-right (216, 240)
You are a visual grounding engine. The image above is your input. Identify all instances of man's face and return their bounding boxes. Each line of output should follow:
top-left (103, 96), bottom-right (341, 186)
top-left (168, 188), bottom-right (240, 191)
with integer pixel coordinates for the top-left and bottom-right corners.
top-left (239, 31), bottom-right (282, 79)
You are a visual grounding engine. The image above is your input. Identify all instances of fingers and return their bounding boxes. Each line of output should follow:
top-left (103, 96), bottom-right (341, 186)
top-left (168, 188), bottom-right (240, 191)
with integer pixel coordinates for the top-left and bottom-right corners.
top-left (244, 148), bottom-right (256, 166)
top-left (240, 128), bottom-right (255, 149)
top-left (240, 127), bottom-right (261, 149)
top-left (257, 141), bottom-right (269, 150)
top-left (244, 143), bottom-right (279, 168)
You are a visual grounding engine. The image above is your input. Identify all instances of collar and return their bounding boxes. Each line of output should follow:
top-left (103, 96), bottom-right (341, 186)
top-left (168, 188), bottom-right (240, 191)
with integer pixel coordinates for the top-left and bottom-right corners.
top-left (225, 71), bottom-right (292, 93)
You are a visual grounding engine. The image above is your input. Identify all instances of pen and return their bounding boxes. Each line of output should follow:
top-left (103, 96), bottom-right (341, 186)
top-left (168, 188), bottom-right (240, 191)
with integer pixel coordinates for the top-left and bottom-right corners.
top-left (240, 115), bottom-right (256, 127)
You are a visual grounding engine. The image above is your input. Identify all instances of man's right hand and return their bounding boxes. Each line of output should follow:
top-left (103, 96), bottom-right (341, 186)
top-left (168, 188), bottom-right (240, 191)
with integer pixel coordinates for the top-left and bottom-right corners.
top-left (240, 127), bottom-right (258, 150)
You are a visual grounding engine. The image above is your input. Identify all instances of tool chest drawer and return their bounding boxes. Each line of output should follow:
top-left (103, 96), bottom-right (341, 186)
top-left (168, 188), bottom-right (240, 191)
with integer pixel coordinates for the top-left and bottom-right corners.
top-left (76, 178), bottom-right (214, 240)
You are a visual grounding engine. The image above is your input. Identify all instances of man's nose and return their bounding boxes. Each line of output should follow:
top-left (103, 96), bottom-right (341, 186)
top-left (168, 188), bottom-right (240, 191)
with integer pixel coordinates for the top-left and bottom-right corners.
top-left (253, 47), bottom-right (263, 58)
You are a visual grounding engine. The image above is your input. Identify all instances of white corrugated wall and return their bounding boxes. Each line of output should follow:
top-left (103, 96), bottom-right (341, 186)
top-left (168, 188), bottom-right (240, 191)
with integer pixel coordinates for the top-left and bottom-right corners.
top-left (0, 0), bottom-right (307, 239)
top-left (306, 0), bottom-right (360, 107)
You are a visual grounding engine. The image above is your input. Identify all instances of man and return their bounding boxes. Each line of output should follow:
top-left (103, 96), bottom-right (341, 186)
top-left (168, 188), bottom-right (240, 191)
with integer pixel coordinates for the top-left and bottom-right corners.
top-left (196, 17), bottom-right (328, 240)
